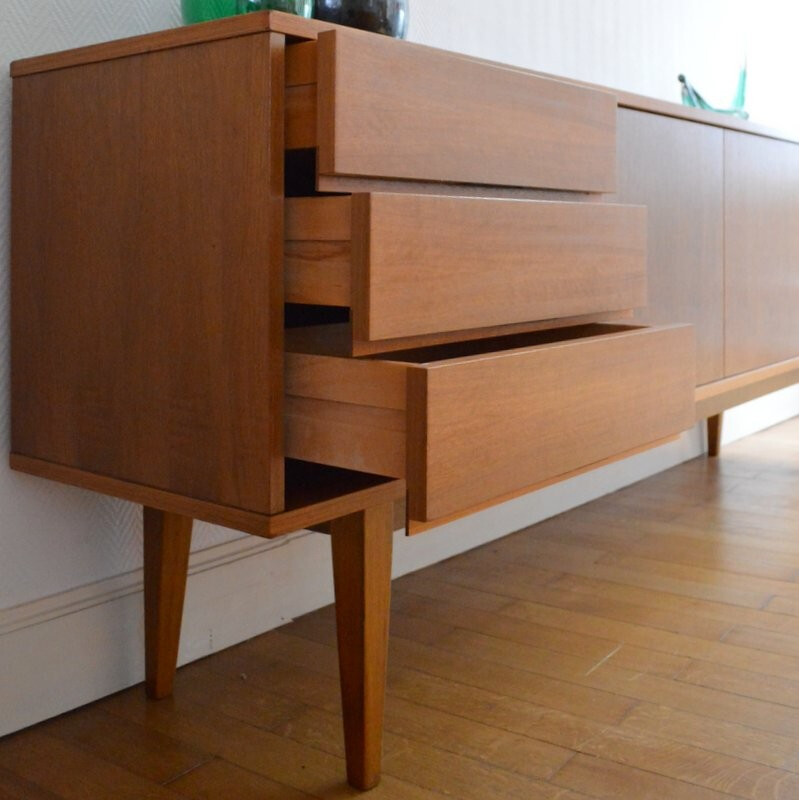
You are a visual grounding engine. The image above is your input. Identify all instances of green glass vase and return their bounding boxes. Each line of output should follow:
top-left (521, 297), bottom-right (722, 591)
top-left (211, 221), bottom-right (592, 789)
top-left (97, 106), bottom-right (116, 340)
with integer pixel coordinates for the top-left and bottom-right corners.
top-left (237, 0), bottom-right (313, 16)
top-left (181, 0), bottom-right (235, 23)
top-left (181, 0), bottom-right (313, 25)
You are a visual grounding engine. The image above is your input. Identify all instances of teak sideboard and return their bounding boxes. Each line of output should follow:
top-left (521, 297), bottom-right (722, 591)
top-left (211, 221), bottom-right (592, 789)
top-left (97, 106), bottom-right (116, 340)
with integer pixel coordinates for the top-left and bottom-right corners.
top-left (9, 11), bottom-right (798, 790)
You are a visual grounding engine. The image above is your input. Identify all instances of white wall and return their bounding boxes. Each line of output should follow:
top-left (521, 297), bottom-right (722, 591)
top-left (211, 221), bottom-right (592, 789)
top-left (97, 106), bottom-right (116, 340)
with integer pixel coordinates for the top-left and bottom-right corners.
top-left (0, 1), bottom-right (796, 735)
top-left (410, 0), bottom-right (799, 133)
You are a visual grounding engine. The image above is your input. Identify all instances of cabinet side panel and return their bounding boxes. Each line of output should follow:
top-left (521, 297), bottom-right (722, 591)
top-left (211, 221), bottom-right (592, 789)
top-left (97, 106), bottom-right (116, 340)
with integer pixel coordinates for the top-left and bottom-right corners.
top-left (11, 33), bottom-right (284, 513)
top-left (724, 133), bottom-right (799, 376)
top-left (614, 109), bottom-right (724, 385)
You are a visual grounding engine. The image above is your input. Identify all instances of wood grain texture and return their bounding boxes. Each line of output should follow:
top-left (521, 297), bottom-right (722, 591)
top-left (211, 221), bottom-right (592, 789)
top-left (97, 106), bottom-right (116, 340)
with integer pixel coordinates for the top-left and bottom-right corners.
top-left (38, 706), bottom-right (210, 786)
top-left (407, 324), bottom-right (695, 520)
top-left (315, 29), bottom-right (617, 192)
top-left (9, 12), bottom-right (281, 77)
top-left (3, 420), bottom-right (796, 799)
top-left (695, 358), bottom-right (799, 419)
top-left (9, 453), bottom-right (277, 534)
top-left (0, 731), bottom-right (186, 799)
top-left (0, 765), bottom-right (65, 800)
top-left (316, 174), bottom-right (619, 202)
top-left (286, 40), bottom-right (316, 86)
top-left (330, 502), bottom-right (394, 790)
top-left (285, 241), bottom-right (351, 306)
top-left (269, 461), bottom-right (405, 539)
top-left (614, 108), bottom-right (724, 385)
top-left (287, 193), bottom-right (647, 341)
top-left (286, 352), bottom-right (407, 409)
top-left (12, 9), bottom-right (796, 146)
top-left (287, 324), bottom-right (694, 523)
top-left (615, 95), bottom-right (797, 142)
top-left (285, 197), bottom-right (351, 305)
top-left (169, 757), bottom-right (316, 800)
top-left (143, 509), bottom-right (193, 700)
top-left (285, 312), bottom-right (636, 358)
top-left (11, 33), bottom-right (285, 514)
top-left (10, 453), bottom-right (404, 539)
top-left (724, 132), bottom-right (799, 376)
top-left (286, 84), bottom-right (316, 149)
top-left (406, 435), bottom-right (678, 535)
top-left (285, 17), bottom-right (797, 144)
top-left (286, 196), bottom-right (351, 239)
top-left (285, 396), bottom-right (407, 478)
top-left (284, 18), bottom-right (795, 144)
top-left (707, 414), bottom-right (723, 458)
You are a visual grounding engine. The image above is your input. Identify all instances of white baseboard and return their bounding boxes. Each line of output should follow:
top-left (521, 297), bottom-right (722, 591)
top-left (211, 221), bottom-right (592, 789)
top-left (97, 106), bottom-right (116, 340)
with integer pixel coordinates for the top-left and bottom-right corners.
top-left (719, 384), bottom-right (798, 445)
top-left (1, 388), bottom-right (794, 737)
top-left (0, 531), bottom-right (334, 736)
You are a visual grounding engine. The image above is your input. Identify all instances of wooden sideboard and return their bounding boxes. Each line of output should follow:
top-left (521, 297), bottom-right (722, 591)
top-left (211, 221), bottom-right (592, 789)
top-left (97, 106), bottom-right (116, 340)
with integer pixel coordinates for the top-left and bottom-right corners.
top-left (8, 10), bottom-right (795, 790)
top-left (612, 105), bottom-right (799, 453)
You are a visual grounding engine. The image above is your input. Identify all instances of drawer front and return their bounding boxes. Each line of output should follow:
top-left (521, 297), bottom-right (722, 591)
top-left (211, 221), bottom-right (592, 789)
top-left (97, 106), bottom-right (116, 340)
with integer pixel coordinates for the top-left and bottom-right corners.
top-left (299, 30), bottom-right (617, 192)
top-left (408, 325), bottom-right (695, 520)
top-left (286, 324), bottom-right (695, 524)
top-left (286, 193), bottom-right (647, 342)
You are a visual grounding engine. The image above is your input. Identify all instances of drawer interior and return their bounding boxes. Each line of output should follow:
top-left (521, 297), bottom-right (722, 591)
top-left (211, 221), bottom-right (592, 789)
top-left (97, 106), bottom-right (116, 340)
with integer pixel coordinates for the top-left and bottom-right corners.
top-left (368, 323), bottom-right (640, 365)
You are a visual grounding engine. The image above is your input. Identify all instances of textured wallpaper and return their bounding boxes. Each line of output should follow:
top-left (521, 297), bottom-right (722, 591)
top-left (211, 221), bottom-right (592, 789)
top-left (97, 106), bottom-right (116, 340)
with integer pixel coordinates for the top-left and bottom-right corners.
top-left (0, 0), bottom-right (245, 610)
top-left (0, 0), bottom-right (794, 610)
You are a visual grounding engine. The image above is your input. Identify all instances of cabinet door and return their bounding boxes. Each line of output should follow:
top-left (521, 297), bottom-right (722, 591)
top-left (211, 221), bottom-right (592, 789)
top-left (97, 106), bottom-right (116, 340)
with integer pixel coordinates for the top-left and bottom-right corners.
top-left (724, 132), bottom-right (799, 376)
top-left (614, 109), bottom-right (724, 385)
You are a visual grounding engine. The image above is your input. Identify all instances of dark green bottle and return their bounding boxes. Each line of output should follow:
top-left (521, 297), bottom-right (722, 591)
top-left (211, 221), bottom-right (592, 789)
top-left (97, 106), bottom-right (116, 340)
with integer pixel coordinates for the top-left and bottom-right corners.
top-left (181, 0), bottom-right (235, 23)
top-left (237, 0), bottom-right (313, 15)
top-left (181, 0), bottom-right (313, 24)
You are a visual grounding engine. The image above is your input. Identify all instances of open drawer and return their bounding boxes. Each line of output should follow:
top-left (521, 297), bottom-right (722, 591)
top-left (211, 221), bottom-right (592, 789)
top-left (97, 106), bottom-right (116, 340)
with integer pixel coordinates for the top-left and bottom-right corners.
top-left (286, 193), bottom-right (647, 351)
top-left (285, 29), bottom-right (617, 193)
top-left (286, 323), bottom-right (695, 526)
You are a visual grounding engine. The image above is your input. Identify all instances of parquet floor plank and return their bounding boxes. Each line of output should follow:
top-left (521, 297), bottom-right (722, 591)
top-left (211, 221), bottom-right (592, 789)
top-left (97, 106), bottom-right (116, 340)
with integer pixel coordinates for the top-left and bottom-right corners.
top-left (1, 419), bottom-right (795, 799)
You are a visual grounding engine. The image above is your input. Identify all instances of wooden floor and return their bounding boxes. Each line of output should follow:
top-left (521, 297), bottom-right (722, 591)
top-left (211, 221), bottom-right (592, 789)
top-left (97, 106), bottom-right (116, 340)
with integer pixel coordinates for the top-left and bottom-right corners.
top-left (1, 420), bottom-right (797, 800)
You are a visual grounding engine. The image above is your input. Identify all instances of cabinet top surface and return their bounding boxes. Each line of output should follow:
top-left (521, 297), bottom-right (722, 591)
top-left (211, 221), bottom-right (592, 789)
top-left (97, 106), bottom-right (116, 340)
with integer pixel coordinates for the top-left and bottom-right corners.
top-left (9, 10), bottom-right (798, 144)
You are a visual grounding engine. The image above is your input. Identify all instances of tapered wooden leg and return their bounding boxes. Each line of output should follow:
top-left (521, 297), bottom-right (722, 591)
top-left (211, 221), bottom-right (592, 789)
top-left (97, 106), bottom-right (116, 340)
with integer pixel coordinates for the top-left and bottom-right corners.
top-left (707, 413), bottom-right (723, 457)
top-left (143, 507), bottom-right (193, 700)
top-left (330, 502), bottom-right (394, 791)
